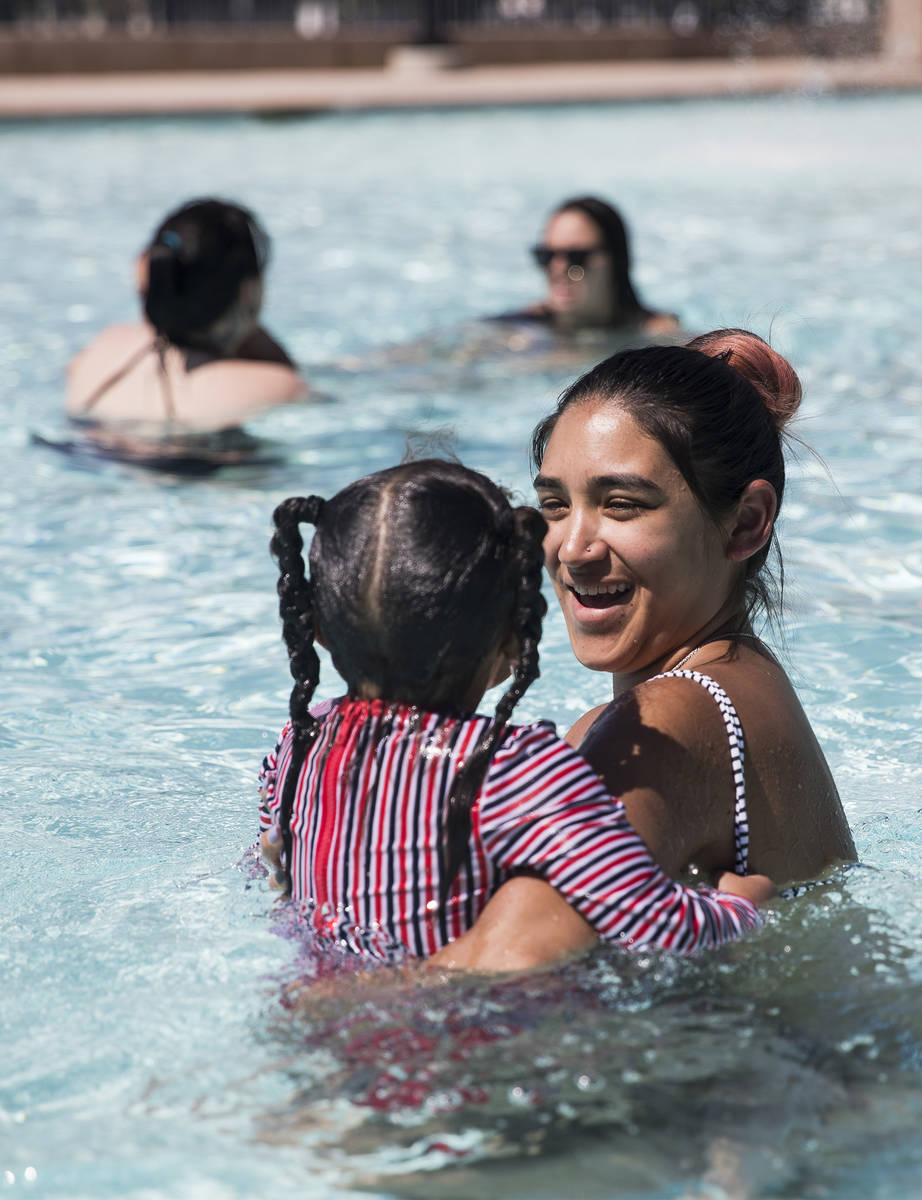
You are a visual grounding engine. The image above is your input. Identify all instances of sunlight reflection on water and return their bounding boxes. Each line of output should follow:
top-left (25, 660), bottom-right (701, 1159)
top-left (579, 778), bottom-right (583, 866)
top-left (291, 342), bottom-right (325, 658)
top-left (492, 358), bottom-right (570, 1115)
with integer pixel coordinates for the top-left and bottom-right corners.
top-left (1, 92), bottom-right (921, 1198)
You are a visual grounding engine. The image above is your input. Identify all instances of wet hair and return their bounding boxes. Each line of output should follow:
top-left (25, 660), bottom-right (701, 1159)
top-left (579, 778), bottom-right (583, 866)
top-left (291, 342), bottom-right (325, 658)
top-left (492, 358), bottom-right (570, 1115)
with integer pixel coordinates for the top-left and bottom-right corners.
top-left (143, 198), bottom-right (269, 351)
top-left (552, 195), bottom-right (656, 326)
top-left (531, 328), bottom-right (802, 624)
top-left (269, 458), bottom-right (548, 898)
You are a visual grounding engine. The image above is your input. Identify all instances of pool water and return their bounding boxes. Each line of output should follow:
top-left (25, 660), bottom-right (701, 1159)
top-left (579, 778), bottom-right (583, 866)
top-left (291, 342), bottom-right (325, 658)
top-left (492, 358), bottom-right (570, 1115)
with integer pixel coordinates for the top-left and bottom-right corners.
top-left (1, 93), bottom-right (921, 1198)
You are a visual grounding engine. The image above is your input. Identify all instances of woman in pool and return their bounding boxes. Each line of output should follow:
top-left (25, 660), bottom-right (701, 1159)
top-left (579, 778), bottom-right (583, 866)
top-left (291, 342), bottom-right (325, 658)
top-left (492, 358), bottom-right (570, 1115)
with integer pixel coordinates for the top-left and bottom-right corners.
top-left (438, 330), bottom-right (856, 971)
top-left (258, 459), bottom-right (770, 964)
top-left (494, 195), bottom-right (679, 336)
top-left (67, 198), bottom-right (306, 447)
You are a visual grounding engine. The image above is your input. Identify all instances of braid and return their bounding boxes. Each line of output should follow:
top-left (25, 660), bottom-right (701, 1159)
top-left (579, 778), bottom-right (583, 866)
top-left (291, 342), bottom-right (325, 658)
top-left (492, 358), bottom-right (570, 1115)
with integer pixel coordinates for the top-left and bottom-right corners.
top-left (441, 505), bottom-right (548, 901)
top-left (269, 495), bottom-right (325, 894)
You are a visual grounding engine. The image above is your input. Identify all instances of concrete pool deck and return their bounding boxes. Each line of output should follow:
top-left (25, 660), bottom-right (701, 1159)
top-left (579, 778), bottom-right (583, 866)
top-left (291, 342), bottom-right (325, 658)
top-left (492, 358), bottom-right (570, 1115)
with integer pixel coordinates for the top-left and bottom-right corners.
top-left (1, 52), bottom-right (922, 119)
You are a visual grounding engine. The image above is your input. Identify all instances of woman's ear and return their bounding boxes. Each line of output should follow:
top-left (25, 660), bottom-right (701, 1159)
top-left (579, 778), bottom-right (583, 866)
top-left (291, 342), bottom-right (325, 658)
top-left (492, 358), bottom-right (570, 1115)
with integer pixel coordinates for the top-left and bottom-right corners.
top-left (726, 479), bottom-right (777, 563)
top-left (237, 276), bottom-right (263, 319)
top-left (135, 252), bottom-right (149, 296)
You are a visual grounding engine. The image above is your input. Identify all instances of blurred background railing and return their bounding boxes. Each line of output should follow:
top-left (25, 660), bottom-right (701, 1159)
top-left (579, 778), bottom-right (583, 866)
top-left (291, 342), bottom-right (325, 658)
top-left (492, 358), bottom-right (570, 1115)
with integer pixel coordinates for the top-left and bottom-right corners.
top-left (0, 0), bottom-right (886, 72)
top-left (0, 1), bottom-right (882, 36)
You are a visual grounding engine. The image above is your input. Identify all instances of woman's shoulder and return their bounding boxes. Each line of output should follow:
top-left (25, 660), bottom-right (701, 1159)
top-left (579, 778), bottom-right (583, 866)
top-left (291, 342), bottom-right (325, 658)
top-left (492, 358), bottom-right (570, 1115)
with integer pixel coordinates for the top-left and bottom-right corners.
top-left (569, 668), bottom-right (732, 750)
top-left (67, 322), bottom-right (150, 374)
top-left (66, 323), bottom-right (153, 415)
top-left (190, 356), bottom-right (308, 419)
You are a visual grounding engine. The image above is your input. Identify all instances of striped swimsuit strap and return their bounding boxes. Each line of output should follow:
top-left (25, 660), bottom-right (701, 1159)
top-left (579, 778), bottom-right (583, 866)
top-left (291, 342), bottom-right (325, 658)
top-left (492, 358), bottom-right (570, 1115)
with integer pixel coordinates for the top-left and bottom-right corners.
top-left (651, 668), bottom-right (749, 875)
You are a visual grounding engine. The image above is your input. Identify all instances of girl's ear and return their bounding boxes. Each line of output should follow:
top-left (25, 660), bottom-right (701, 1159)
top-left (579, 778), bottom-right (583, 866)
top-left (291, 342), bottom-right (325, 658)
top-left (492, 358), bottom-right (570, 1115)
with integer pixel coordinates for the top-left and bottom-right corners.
top-left (726, 479), bottom-right (777, 563)
top-left (483, 629), bottom-right (518, 692)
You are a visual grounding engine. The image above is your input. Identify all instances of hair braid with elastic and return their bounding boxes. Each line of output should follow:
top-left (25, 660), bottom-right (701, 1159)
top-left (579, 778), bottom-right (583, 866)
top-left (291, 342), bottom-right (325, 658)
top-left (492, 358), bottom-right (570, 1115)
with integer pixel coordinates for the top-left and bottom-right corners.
top-left (441, 504), bottom-right (548, 900)
top-left (269, 495), bottom-right (325, 894)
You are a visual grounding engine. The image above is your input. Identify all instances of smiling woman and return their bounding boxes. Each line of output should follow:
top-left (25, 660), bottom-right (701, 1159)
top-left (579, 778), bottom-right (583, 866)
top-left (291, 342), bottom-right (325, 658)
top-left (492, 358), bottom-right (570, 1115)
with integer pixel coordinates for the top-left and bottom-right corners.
top-left (492, 195), bottom-right (680, 335)
top-left (440, 329), bottom-right (856, 972)
top-left (534, 403), bottom-right (752, 681)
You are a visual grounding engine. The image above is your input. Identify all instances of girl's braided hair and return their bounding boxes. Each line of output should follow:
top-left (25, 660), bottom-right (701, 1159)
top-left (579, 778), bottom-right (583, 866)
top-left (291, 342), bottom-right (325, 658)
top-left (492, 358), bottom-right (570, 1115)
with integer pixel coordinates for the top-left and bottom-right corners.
top-left (269, 459), bottom-right (548, 897)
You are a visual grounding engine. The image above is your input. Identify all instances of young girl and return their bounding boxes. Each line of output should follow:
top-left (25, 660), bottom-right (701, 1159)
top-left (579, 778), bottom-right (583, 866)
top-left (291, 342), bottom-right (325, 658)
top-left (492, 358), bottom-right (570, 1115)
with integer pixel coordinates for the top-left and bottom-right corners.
top-left (258, 458), bottom-right (766, 963)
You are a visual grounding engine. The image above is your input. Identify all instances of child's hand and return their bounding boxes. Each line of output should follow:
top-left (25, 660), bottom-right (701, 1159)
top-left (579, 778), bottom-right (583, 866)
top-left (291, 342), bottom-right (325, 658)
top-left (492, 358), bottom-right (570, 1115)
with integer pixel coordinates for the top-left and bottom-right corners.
top-left (716, 871), bottom-right (776, 907)
top-left (260, 825), bottom-right (286, 890)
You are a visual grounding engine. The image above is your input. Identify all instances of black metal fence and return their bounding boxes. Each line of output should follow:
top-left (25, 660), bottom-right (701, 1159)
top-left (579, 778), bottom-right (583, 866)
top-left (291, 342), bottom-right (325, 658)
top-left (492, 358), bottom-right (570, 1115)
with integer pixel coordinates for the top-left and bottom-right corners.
top-left (0, 0), bottom-right (882, 37)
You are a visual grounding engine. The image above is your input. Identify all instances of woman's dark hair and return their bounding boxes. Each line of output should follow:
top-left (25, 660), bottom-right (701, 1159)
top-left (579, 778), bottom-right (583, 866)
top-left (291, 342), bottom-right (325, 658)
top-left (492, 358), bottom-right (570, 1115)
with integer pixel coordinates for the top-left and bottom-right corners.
top-left (143, 198), bottom-right (269, 350)
top-left (553, 195), bottom-right (656, 326)
top-left (269, 458), bottom-right (548, 898)
top-left (531, 328), bottom-right (802, 624)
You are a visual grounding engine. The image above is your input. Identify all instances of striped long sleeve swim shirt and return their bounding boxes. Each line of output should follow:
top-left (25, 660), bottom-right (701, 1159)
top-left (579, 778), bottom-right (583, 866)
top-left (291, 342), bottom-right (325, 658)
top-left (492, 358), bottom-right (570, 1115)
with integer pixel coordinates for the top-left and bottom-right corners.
top-left (258, 697), bottom-right (760, 960)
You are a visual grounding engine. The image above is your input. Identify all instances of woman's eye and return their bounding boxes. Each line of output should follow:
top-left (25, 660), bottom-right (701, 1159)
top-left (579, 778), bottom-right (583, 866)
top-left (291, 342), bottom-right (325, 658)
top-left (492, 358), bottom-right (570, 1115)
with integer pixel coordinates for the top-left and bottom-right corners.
top-left (538, 496), bottom-right (566, 514)
top-left (605, 497), bottom-right (642, 513)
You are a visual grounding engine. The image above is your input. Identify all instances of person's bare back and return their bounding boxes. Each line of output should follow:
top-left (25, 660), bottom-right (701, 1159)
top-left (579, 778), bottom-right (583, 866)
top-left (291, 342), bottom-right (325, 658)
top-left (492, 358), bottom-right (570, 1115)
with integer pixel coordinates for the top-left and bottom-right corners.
top-left (66, 199), bottom-right (308, 444)
top-left (67, 321), bottom-right (305, 435)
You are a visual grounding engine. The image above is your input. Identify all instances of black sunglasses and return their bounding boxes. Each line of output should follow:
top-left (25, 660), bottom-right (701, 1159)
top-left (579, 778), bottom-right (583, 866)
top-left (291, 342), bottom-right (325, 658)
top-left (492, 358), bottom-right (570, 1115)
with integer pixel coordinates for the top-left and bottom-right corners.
top-left (531, 244), bottom-right (602, 270)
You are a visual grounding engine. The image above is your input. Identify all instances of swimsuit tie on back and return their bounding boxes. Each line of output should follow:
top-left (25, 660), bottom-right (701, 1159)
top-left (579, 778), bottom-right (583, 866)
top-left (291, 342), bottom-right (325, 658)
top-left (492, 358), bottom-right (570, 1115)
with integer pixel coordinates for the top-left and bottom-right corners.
top-left (652, 668), bottom-right (750, 875)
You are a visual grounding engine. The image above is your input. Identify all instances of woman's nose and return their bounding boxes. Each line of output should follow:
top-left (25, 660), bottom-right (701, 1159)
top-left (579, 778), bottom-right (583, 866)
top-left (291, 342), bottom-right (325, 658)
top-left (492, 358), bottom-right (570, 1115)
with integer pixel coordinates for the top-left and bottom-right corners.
top-left (558, 515), bottom-right (606, 564)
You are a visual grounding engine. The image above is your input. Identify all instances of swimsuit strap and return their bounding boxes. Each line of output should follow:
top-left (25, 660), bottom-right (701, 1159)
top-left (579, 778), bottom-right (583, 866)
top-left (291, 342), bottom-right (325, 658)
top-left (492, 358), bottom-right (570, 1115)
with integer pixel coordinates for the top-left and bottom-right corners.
top-left (76, 340), bottom-right (158, 415)
top-left (153, 337), bottom-right (177, 423)
top-left (77, 336), bottom-right (177, 423)
top-left (651, 668), bottom-right (749, 874)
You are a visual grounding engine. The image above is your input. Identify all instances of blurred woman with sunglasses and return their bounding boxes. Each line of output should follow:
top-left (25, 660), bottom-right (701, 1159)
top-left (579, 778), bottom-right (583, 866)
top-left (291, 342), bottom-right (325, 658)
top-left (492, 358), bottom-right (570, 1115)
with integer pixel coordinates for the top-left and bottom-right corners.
top-left (495, 195), bottom-right (679, 337)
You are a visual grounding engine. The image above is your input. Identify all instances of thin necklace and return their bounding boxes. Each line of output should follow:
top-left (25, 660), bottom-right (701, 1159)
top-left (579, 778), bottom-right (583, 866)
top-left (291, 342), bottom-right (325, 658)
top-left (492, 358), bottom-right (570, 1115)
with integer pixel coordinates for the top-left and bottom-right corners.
top-left (672, 646), bottom-right (701, 671)
top-left (671, 632), bottom-right (762, 673)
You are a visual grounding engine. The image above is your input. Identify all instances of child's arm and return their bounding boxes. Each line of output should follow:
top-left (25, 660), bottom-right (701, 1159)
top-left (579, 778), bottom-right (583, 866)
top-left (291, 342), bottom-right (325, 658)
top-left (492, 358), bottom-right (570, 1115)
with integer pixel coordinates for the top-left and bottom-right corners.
top-left (257, 722), bottom-right (289, 886)
top-left (432, 869), bottom-right (779, 973)
top-left (478, 726), bottom-right (763, 956)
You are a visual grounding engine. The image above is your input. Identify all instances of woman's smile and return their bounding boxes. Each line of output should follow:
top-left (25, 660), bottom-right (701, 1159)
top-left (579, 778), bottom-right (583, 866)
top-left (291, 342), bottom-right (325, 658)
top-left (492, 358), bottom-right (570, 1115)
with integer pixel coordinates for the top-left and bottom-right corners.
top-left (564, 579), bottom-right (634, 612)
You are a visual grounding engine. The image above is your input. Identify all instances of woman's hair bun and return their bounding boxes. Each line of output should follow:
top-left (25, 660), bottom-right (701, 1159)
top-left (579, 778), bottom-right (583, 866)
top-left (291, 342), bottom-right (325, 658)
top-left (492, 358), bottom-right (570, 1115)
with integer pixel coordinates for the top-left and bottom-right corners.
top-left (685, 327), bottom-right (802, 429)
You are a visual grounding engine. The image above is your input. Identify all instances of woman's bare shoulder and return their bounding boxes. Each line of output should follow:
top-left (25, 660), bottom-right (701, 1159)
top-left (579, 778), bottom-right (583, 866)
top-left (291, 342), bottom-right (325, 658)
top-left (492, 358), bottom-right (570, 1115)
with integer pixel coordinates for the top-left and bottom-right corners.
top-left (566, 674), bottom-right (738, 874)
top-left (70, 324), bottom-right (149, 364)
top-left (192, 358), bottom-right (309, 412)
top-left (568, 671), bottom-right (728, 752)
top-left (564, 702), bottom-right (609, 747)
top-left (66, 323), bottom-right (152, 413)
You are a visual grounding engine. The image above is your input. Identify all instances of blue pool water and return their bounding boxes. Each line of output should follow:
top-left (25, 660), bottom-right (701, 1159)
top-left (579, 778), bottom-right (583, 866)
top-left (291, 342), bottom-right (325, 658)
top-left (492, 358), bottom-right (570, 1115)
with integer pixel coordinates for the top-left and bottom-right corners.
top-left (1, 93), bottom-right (921, 1198)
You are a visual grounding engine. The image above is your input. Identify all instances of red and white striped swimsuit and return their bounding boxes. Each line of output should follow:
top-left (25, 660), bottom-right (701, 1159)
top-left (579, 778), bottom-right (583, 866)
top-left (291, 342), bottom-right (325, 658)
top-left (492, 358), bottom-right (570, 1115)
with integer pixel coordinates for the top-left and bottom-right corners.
top-left (258, 698), bottom-right (759, 960)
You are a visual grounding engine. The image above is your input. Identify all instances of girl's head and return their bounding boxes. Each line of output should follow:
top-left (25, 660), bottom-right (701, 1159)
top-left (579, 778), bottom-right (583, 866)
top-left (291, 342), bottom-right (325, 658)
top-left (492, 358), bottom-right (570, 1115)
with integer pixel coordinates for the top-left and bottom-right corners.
top-left (270, 458), bottom-right (548, 895)
top-left (141, 198), bottom-right (269, 353)
top-left (531, 330), bottom-right (798, 675)
top-left (534, 196), bottom-right (651, 329)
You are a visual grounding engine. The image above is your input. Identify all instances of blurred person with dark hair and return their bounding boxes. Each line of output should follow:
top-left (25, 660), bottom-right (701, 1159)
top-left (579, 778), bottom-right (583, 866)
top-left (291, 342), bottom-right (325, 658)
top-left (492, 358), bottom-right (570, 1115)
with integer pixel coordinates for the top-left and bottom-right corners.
top-left (495, 195), bottom-right (679, 337)
top-left (67, 198), bottom-right (307, 453)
